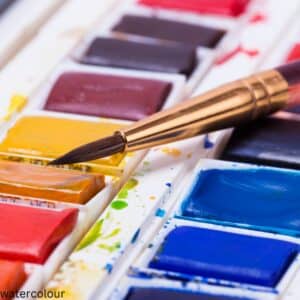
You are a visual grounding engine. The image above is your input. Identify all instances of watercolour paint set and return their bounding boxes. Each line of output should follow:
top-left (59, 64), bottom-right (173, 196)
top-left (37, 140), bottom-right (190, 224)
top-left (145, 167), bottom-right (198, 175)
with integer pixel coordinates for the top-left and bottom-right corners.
top-left (0, 0), bottom-right (300, 299)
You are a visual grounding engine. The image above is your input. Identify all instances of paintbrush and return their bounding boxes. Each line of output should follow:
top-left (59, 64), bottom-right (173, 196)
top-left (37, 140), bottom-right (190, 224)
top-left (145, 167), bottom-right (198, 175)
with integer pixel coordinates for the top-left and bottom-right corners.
top-left (49, 60), bottom-right (300, 165)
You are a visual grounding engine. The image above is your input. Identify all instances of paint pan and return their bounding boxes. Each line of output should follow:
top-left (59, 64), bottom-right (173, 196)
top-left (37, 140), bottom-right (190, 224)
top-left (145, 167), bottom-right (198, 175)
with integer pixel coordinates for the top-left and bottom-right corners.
top-left (131, 218), bottom-right (300, 295)
top-left (138, 0), bottom-right (251, 17)
top-left (177, 159), bottom-right (300, 237)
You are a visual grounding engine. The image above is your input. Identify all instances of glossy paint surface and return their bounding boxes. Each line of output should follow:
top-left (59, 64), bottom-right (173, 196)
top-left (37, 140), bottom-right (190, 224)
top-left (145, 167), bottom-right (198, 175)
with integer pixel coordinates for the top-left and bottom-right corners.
top-left (138, 0), bottom-right (250, 17)
top-left (222, 118), bottom-right (300, 170)
top-left (113, 15), bottom-right (225, 48)
top-left (81, 37), bottom-right (197, 76)
top-left (0, 204), bottom-right (78, 263)
top-left (181, 167), bottom-right (300, 236)
top-left (0, 260), bottom-right (27, 297)
top-left (45, 71), bottom-right (171, 121)
top-left (0, 116), bottom-right (124, 167)
top-left (150, 226), bottom-right (297, 286)
top-left (0, 160), bottom-right (105, 204)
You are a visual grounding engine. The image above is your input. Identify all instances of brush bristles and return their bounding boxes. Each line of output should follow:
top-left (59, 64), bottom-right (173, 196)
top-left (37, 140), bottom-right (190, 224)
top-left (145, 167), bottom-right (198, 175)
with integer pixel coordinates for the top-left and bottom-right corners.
top-left (49, 133), bottom-right (126, 165)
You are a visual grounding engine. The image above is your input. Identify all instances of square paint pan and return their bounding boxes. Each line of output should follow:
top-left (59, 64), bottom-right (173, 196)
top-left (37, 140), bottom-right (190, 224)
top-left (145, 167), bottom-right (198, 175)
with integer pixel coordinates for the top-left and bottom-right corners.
top-left (137, 0), bottom-right (252, 18)
top-left (176, 159), bottom-right (300, 237)
top-left (131, 218), bottom-right (300, 294)
top-left (28, 62), bottom-right (185, 121)
top-left (108, 4), bottom-right (234, 48)
top-left (221, 117), bottom-right (300, 170)
top-left (111, 15), bottom-right (226, 48)
top-left (0, 109), bottom-right (135, 176)
top-left (0, 160), bottom-right (106, 206)
top-left (0, 202), bottom-right (79, 264)
top-left (0, 202), bottom-right (86, 289)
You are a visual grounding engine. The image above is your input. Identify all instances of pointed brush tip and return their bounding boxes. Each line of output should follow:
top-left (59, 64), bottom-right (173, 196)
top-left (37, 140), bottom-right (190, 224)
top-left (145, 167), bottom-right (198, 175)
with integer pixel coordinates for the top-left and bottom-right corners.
top-left (47, 158), bottom-right (66, 166)
top-left (47, 133), bottom-right (126, 166)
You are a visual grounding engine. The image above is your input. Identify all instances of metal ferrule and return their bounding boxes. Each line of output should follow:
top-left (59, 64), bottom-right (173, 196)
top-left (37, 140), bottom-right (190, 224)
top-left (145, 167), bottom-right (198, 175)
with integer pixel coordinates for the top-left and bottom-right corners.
top-left (119, 70), bottom-right (289, 152)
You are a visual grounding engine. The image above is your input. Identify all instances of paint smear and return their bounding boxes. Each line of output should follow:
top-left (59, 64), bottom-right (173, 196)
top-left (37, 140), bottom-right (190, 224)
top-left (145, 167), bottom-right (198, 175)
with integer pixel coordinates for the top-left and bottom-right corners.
top-left (249, 13), bottom-right (267, 23)
top-left (1, 94), bottom-right (27, 122)
top-left (204, 135), bottom-right (214, 149)
top-left (161, 147), bottom-right (182, 157)
top-left (111, 178), bottom-right (139, 210)
top-left (111, 201), bottom-right (128, 210)
top-left (215, 45), bottom-right (259, 65)
top-left (155, 208), bottom-right (166, 218)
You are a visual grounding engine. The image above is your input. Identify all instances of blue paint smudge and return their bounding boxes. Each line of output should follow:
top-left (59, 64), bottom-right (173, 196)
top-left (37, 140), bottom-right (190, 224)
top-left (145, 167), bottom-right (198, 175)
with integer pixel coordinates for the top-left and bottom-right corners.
top-left (180, 167), bottom-right (300, 237)
top-left (204, 135), bottom-right (214, 149)
top-left (155, 208), bottom-right (166, 218)
top-left (131, 229), bottom-right (140, 244)
top-left (166, 182), bottom-right (172, 188)
top-left (105, 263), bottom-right (113, 273)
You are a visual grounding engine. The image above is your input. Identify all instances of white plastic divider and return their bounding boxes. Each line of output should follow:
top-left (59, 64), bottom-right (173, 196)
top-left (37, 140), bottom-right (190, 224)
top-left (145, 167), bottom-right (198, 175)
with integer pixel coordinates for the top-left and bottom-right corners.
top-left (17, 266), bottom-right (44, 300)
top-left (261, 15), bottom-right (300, 69)
top-left (0, 0), bottom-right (65, 68)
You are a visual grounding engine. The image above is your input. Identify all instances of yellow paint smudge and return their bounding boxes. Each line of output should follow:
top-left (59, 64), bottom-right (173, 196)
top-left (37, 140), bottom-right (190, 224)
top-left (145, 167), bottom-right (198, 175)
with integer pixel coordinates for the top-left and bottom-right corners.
top-left (2, 94), bottom-right (27, 121)
top-left (161, 147), bottom-right (181, 157)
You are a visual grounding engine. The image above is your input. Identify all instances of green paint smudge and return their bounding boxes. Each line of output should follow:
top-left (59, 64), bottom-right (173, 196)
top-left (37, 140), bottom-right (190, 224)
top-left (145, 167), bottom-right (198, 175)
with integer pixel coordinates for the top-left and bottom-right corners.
top-left (105, 211), bottom-right (111, 220)
top-left (76, 219), bottom-right (103, 251)
top-left (102, 228), bottom-right (121, 239)
top-left (111, 178), bottom-right (138, 210)
top-left (124, 178), bottom-right (138, 190)
top-left (98, 242), bottom-right (121, 253)
top-left (117, 189), bottom-right (128, 199)
top-left (111, 200), bottom-right (128, 210)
